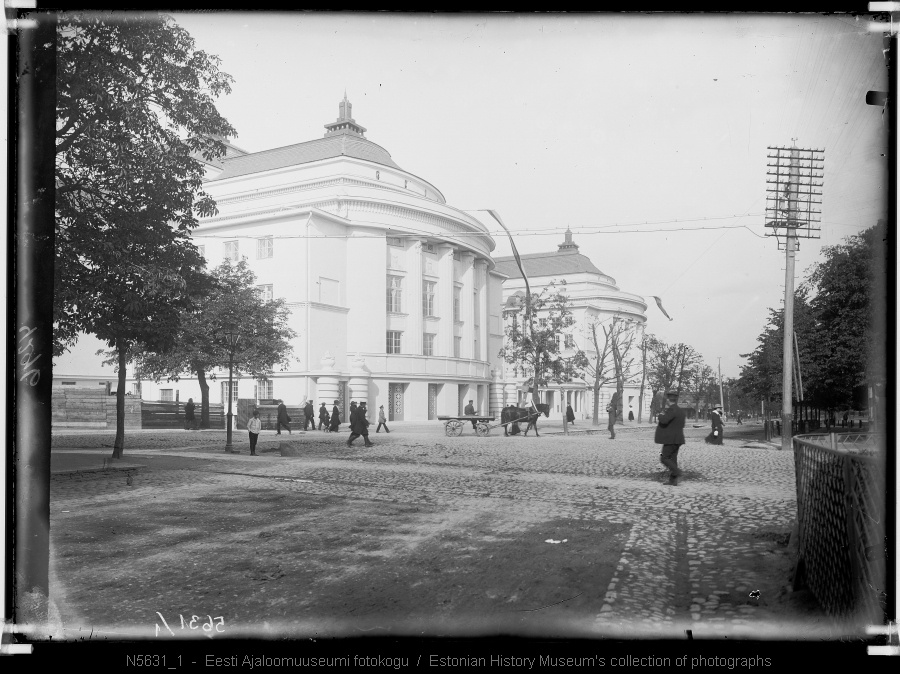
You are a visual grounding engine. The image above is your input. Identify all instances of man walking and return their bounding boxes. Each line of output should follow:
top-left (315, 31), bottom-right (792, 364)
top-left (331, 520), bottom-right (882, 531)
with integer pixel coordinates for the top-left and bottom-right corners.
top-left (318, 402), bottom-right (330, 431)
top-left (655, 390), bottom-right (686, 486)
top-left (347, 401), bottom-right (373, 447)
top-left (247, 410), bottom-right (262, 455)
top-left (464, 399), bottom-right (477, 430)
top-left (707, 404), bottom-right (724, 445)
top-left (303, 398), bottom-right (315, 431)
top-left (607, 399), bottom-right (618, 439)
top-left (276, 400), bottom-right (291, 435)
top-left (376, 405), bottom-right (390, 433)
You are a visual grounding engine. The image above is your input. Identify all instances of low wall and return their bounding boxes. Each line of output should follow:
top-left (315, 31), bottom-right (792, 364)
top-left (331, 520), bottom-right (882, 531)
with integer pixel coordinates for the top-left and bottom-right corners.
top-left (52, 387), bottom-right (141, 429)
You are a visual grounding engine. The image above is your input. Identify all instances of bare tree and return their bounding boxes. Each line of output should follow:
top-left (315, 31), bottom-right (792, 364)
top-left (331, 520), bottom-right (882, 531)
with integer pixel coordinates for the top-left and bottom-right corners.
top-left (581, 315), bottom-right (640, 425)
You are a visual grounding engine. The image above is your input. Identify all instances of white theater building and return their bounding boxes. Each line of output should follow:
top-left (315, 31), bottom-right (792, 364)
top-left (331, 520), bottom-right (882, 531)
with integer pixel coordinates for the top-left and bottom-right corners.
top-left (153, 95), bottom-right (506, 420)
top-left (493, 230), bottom-right (651, 422)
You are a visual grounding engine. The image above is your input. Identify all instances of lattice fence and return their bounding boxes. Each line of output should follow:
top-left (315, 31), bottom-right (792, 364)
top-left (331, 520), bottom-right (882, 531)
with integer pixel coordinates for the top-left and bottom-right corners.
top-left (793, 433), bottom-right (886, 622)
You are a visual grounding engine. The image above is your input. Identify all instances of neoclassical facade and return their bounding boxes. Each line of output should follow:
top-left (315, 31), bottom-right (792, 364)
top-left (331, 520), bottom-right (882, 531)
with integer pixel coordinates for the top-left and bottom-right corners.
top-left (156, 95), bottom-right (506, 420)
top-left (493, 230), bottom-right (651, 422)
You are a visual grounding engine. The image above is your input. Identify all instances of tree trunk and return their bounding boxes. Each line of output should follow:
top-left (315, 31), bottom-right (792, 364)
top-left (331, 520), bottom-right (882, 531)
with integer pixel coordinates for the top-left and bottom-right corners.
top-left (592, 381), bottom-right (600, 426)
top-left (112, 338), bottom-right (127, 459)
top-left (197, 366), bottom-right (210, 429)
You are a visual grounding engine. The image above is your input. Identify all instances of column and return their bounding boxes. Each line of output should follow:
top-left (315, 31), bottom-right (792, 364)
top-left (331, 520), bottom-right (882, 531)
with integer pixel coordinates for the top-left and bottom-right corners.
top-left (406, 242), bottom-right (424, 356)
top-left (315, 352), bottom-right (340, 404)
top-left (460, 252), bottom-right (475, 360)
top-left (437, 244), bottom-right (455, 357)
top-left (476, 259), bottom-right (489, 362)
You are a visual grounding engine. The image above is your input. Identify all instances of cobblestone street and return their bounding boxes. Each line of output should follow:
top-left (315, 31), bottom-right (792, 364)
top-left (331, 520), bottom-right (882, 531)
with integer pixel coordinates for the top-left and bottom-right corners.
top-left (47, 422), bottom-right (841, 640)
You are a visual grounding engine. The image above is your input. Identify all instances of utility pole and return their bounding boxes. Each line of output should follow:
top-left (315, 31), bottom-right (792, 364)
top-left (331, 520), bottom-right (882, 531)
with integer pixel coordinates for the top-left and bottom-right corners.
top-left (638, 337), bottom-right (647, 423)
top-left (717, 356), bottom-right (725, 409)
top-left (765, 142), bottom-right (823, 451)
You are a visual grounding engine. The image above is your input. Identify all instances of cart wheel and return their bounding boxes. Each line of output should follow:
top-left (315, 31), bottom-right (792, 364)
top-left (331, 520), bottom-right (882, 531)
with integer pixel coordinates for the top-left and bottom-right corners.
top-left (475, 422), bottom-right (491, 437)
top-left (445, 420), bottom-right (464, 437)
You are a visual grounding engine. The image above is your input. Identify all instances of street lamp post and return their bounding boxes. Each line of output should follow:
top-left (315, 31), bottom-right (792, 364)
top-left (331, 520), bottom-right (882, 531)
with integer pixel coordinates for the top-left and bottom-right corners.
top-left (224, 330), bottom-right (241, 453)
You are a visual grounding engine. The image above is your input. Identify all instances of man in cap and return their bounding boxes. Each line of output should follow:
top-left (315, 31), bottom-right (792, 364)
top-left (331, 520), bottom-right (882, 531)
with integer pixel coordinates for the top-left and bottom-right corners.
top-left (655, 389), bottom-right (687, 486)
top-left (709, 403), bottom-right (724, 445)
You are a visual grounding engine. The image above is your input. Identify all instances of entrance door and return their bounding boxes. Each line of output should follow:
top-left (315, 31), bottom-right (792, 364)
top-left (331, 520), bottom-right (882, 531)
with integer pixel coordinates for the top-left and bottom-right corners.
top-left (389, 383), bottom-right (404, 421)
top-left (428, 384), bottom-right (439, 420)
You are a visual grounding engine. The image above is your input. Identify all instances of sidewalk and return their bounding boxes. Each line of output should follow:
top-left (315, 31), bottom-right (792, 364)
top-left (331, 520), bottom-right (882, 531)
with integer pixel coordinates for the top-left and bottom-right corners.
top-left (51, 451), bottom-right (147, 475)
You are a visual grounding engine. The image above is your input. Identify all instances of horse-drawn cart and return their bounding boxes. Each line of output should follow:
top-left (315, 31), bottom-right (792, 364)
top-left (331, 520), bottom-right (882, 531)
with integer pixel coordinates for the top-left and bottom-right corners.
top-left (438, 415), bottom-right (495, 437)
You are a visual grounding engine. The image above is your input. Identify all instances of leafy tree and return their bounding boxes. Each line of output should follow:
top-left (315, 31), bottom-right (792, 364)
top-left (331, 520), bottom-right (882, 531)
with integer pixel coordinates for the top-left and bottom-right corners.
top-left (133, 260), bottom-right (296, 428)
top-left (645, 336), bottom-right (701, 401)
top-left (683, 362), bottom-right (715, 421)
top-left (54, 13), bottom-right (235, 457)
top-left (801, 221), bottom-right (886, 410)
top-left (499, 282), bottom-right (588, 407)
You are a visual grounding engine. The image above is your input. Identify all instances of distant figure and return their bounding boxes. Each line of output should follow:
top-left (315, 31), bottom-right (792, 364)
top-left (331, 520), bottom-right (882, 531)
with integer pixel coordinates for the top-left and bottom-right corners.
top-left (303, 399), bottom-right (315, 430)
top-left (628, 409), bottom-right (634, 422)
top-left (276, 400), bottom-right (291, 435)
top-left (706, 404), bottom-right (724, 445)
top-left (330, 400), bottom-right (341, 432)
top-left (247, 410), bottom-right (261, 456)
top-left (656, 390), bottom-right (687, 486)
top-left (566, 404), bottom-right (576, 426)
top-left (348, 401), bottom-right (373, 447)
top-left (736, 410), bottom-right (743, 425)
top-left (376, 405), bottom-right (390, 433)
top-left (464, 399), bottom-right (477, 429)
top-left (842, 411), bottom-right (849, 428)
top-left (318, 402), bottom-right (330, 431)
top-left (184, 398), bottom-right (196, 430)
top-left (607, 399), bottom-right (618, 439)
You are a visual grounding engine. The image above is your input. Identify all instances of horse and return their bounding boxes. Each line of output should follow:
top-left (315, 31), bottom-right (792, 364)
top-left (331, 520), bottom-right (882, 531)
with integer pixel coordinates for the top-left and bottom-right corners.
top-left (501, 403), bottom-right (550, 437)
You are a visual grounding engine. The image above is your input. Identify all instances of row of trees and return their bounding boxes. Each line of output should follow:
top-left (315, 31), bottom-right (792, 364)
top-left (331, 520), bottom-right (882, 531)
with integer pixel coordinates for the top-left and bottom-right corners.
top-left (54, 14), bottom-right (295, 457)
top-left (498, 282), bottom-right (733, 425)
top-left (737, 221), bottom-right (886, 415)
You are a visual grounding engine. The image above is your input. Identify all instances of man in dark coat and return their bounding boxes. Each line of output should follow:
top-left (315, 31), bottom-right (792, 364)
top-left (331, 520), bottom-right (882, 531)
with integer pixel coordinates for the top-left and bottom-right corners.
top-left (276, 400), bottom-right (291, 435)
top-left (607, 397), bottom-right (618, 439)
top-left (303, 399), bottom-right (315, 431)
top-left (347, 401), bottom-right (373, 447)
top-left (707, 404), bottom-right (724, 445)
top-left (184, 398), bottom-right (196, 430)
top-left (318, 402), bottom-right (330, 431)
top-left (566, 404), bottom-right (575, 426)
top-left (464, 399), bottom-right (477, 429)
top-left (655, 390), bottom-right (686, 486)
top-left (329, 400), bottom-right (341, 432)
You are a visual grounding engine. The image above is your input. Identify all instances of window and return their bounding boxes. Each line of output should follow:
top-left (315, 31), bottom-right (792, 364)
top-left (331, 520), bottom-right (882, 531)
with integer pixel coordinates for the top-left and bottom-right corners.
top-left (160, 389), bottom-right (174, 402)
top-left (61, 381), bottom-right (76, 386)
top-left (257, 236), bottom-right (273, 259)
top-left (454, 336), bottom-right (462, 358)
top-left (538, 318), bottom-right (548, 328)
top-left (223, 240), bottom-right (239, 260)
top-left (386, 331), bottom-right (402, 354)
top-left (256, 284), bottom-right (273, 302)
top-left (197, 244), bottom-right (205, 259)
top-left (387, 276), bottom-right (403, 313)
top-left (132, 383), bottom-right (142, 396)
top-left (423, 243), bottom-right (435, 254)
top-left (453, 288), bottom-right (461, 322)
top-left (423, 333), bottom-right (435, 356)
top-left (387, 236), bottom-right (403, 248)
top-left (255, 379), bottom-right (273, 401)
top-left (423, 281), bottom-right (436, 317)
top-left (221, 380), bottom-right (238, 405)
top-left (565, 334), bottom-right (575, 349)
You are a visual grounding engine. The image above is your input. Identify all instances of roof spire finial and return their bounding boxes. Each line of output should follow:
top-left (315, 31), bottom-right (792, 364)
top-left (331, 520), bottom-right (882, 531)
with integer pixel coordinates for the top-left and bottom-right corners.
top-left (325, 92), bottom-right (367, 138)
top-left (558, 227), bottom-right (579, 253)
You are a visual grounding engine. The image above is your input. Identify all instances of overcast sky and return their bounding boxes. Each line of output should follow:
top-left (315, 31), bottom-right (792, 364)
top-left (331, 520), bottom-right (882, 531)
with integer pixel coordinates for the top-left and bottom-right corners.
top-left (57, 12), bottom-right (890, 379)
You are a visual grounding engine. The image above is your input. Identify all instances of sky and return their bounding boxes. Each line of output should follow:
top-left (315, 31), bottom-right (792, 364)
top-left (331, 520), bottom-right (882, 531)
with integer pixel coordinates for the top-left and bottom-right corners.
top-left (56, 11), bottom-right (891, 379)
